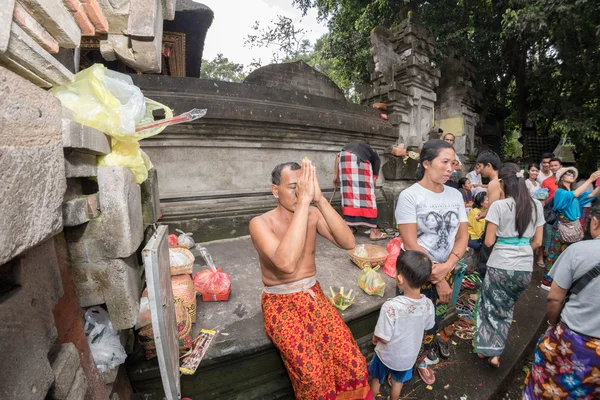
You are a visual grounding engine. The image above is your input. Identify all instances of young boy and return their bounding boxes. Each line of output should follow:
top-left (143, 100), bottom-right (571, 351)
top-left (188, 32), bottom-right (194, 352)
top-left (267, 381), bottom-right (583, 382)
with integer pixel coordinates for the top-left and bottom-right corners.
top-left (369, 251), bottom-right (435, 400)
top-left (474, 150), bottom-right (502, 220)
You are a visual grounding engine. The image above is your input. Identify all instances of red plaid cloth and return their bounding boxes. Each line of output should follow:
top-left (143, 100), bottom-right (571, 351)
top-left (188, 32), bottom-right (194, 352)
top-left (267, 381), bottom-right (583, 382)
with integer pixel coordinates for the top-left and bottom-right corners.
top-left (339, 151), bottom-right (377, 219)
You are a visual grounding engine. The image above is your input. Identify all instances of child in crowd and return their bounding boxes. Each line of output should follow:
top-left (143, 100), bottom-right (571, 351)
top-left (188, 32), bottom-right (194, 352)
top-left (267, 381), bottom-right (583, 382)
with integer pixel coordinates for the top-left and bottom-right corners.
top-left (467, 192), bottom-right (488, 250)
top-left (369, 251), bottom-right (435, 400)
top-left (458, 177), bottom-right (474, 208)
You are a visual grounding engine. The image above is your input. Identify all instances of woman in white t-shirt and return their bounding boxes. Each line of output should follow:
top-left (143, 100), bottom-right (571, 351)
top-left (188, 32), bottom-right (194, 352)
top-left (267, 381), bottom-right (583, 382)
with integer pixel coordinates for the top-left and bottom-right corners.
top-left (395, 139), bottom-right (468, 384)
top-left (473, 163), bottom-right (545, 368)
top-left (525, 163), bottom-right (540, 197)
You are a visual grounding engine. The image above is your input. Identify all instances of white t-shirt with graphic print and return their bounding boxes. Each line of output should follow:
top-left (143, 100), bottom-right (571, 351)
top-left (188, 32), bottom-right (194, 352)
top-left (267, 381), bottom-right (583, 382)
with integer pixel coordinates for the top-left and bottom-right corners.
top-left (395, 183), bottom-right (468, 263)
top-left (374, 295), bottom-right (435, 371)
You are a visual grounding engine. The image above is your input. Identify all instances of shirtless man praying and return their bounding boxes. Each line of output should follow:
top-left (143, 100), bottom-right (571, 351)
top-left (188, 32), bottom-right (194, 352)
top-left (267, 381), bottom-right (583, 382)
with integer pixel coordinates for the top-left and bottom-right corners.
top-left (249, 160), bottom-right (372, 400)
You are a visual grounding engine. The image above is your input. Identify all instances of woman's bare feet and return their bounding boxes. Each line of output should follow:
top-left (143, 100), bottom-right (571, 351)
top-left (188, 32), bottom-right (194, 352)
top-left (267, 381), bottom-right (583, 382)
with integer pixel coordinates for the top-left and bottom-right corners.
top-left (488, 356), bottom-right (500, 368)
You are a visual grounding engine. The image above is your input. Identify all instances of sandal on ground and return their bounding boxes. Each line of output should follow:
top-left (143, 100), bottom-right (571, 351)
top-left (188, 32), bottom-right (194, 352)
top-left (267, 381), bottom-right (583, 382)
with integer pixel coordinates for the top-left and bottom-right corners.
top-left (369, 232), bottom-right (389, 241)
top-left (435, 335), bottom-right (451, 359)
top-left (417, 363), bottom-right (436, 385)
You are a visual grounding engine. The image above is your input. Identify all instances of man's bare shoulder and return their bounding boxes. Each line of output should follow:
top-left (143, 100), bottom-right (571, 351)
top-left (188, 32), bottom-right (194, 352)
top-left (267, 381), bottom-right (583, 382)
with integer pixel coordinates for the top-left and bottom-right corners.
top-left (249, 210), bottom-right (276, 233)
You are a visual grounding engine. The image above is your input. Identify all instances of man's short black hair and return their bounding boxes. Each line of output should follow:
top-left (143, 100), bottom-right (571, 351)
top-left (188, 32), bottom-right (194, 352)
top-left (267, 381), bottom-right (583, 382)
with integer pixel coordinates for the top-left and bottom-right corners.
top-left (476, 150), bottom-right (501, 171)
top-left (550, 157), bottom-right (562, 165)
top-left (271, 162), bottom-right (301, 185)
top-left (540, 152), bottom-right (554, 161)
top-left (396, 250), bottom-right (432, 289)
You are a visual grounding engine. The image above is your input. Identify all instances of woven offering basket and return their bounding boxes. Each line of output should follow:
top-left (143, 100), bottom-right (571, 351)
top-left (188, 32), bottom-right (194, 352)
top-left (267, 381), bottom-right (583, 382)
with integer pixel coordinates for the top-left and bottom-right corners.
top-left (169, 247), bottom-right (194, 276)
top-left (348, 245), bottom-right (388, 270)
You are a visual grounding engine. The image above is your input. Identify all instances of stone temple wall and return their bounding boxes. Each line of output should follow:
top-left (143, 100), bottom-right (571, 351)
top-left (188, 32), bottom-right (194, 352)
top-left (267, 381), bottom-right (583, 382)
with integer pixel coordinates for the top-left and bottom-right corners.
top-left (131, 73), bottom-right (398, 242)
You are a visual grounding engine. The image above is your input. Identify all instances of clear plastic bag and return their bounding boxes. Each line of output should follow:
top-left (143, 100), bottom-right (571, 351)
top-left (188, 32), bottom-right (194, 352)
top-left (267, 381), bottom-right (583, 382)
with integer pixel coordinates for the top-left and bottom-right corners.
top-left (328, 287), bottom-right (355, 311)
top-left (358, 266), bottom-right (386, 297)
top-left (135, 293), bottom-right (151, 330)
top-left (84, 307), bottom-right (127, 373)
top-left (383, 238), bottom-right (403, 278)
top-left (176, 229), bottom-right (195, 249)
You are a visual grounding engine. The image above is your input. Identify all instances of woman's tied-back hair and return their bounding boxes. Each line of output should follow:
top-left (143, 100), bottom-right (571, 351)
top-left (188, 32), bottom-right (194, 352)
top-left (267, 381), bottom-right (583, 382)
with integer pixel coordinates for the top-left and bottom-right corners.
top-left (473, 191), bottom-right (487, 209)
top-left (271, 162), bottom-right (301, 185)
top-left (498, 163), bottom-right (534, 237)
top-left (415, 140), bottom-right (454, 181)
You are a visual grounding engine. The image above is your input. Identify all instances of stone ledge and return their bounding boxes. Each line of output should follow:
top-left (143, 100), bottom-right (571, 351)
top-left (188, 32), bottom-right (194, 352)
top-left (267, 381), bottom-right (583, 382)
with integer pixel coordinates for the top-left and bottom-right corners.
top-left (63, 194), bottom-right (101, 227)
top-left (64, 150), bottom-right (98, 178)
top-left (62, 119), bottom-right (111, 155)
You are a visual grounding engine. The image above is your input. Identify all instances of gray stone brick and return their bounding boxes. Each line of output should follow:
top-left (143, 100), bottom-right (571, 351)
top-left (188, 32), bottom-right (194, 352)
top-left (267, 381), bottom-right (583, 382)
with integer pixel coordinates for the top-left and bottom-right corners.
top-left (62, 119), bottom-right (111, 155)
top-left (18, 0), bottom-right (81, 48)
top-left (62, 194), bottom-right (101, 227)
top-left (0, 240), bottom-right (63, 400)
top-left (141, 168), bottom-right (161, 225)
top-left (1, 24), bottom-right (74, 86)
top-left (64, 150), bottom-right (98, 178)
top-left (48, 343), bottom-right (80, 400)
top-left (0, 66), bottom-right (66, 265)
top-left (71, 255), bottom-right (141, 329)
top-left (65, 368), bottom-right (87, 400)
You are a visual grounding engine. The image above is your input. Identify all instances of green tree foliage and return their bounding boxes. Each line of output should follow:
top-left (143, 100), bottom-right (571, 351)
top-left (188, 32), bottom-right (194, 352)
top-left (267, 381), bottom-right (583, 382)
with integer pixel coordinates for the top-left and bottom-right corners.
top-left (200, 54), bottom-right (246, 82)
top-left (293, 0), bottom-right (600, 169)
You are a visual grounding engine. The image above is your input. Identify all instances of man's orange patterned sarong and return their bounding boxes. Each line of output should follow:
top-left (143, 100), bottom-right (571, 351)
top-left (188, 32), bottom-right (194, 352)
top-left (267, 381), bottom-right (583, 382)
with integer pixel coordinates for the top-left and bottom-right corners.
top-left (262, 279), bottom-right (372, 400)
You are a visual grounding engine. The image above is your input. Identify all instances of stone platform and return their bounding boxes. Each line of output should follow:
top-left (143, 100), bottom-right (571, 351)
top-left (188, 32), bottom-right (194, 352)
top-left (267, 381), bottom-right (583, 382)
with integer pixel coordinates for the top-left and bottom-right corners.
top-left (126, 235), bottom-right (548, 400)
top-left (127, 234), bottom-right (398, 399)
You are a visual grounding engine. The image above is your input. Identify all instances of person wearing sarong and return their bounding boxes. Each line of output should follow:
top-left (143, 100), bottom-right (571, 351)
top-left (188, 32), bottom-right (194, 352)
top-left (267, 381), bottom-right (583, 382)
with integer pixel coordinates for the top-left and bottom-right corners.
top-left (523, 203), bottom-right (600, 399)
top-left (334, 142), bottom-right (387, 241)
top-left (541, 168), bottom-right (600, 290)
top-left (395, 140), bottom-right (469, 384)
top-left (473, 163), bottom-right (545, 368)
top-left (250, 160), bottom-right (372, 400)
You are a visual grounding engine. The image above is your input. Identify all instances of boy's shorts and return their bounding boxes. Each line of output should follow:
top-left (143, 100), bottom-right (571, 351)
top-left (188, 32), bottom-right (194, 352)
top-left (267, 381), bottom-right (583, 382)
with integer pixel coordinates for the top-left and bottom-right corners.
top-left (368, 353), bottom-right (413, 384)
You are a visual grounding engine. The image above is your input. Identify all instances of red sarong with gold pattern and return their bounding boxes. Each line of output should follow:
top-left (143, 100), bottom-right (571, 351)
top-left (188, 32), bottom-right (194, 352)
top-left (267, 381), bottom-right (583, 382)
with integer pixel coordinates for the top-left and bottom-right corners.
top-left (262, 277), bottom-right (372, 400)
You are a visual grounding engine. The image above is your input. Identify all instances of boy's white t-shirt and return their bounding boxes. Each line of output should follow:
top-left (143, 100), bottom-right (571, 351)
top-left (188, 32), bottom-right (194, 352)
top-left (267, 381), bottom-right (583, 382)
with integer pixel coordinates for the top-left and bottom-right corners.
top-left (395, 183), bottom-right (468, 263)
top-left (374, 295), bottom-right (435, 371)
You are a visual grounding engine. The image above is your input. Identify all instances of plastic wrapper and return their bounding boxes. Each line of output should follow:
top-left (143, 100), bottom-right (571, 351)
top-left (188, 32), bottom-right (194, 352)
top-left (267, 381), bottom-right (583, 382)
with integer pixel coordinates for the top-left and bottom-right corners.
top-left (193, 246), bottom-right (231, 300)
top-left (358, 266), bottom-right (386, 297)
top-left (84, 307), bottom-right (127, 372)
top-left (168, 234), bottom-right (179, 247)
top-left (176, 229), bottom-right (195, 249)
top-left (533, 187), bottom-right (549, 200)
top-left (136, 108), bottom-right (207, 133)
top-left (193, 267), bottom-right (231, 295)
top-left (353, 244), bottom-right (368, 258)
top-left (328, 287), bottom-right (355, 311)
top-left (383, 238), bottom-right (403, 278)
top-left (135, 292), bottom-right (151, 330)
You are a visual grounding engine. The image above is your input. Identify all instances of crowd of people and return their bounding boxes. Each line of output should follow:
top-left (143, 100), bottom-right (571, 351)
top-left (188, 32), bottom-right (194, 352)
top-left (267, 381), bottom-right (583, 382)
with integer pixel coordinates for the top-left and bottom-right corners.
top-left (248, 137), bottom-right (599, 400)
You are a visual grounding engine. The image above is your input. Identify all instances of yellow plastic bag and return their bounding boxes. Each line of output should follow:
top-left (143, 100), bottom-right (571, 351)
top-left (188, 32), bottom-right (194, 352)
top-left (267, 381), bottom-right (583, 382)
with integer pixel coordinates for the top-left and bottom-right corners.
top-left (51, 64), bottom-right (174, 183)
top-left (358, 266), bottom-right (386, 297)
top-left (98, 140), bottom-right (152, 184)
top-left (50, 64), bottom-right (173, 140)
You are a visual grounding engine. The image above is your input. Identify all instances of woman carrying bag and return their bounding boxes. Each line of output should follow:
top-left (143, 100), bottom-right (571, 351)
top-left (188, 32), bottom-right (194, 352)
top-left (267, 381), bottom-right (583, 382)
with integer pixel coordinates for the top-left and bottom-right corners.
top-left (523, 204), bottom-right (600, 399)
top-left (541, 168), bottom-right (600, 290)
